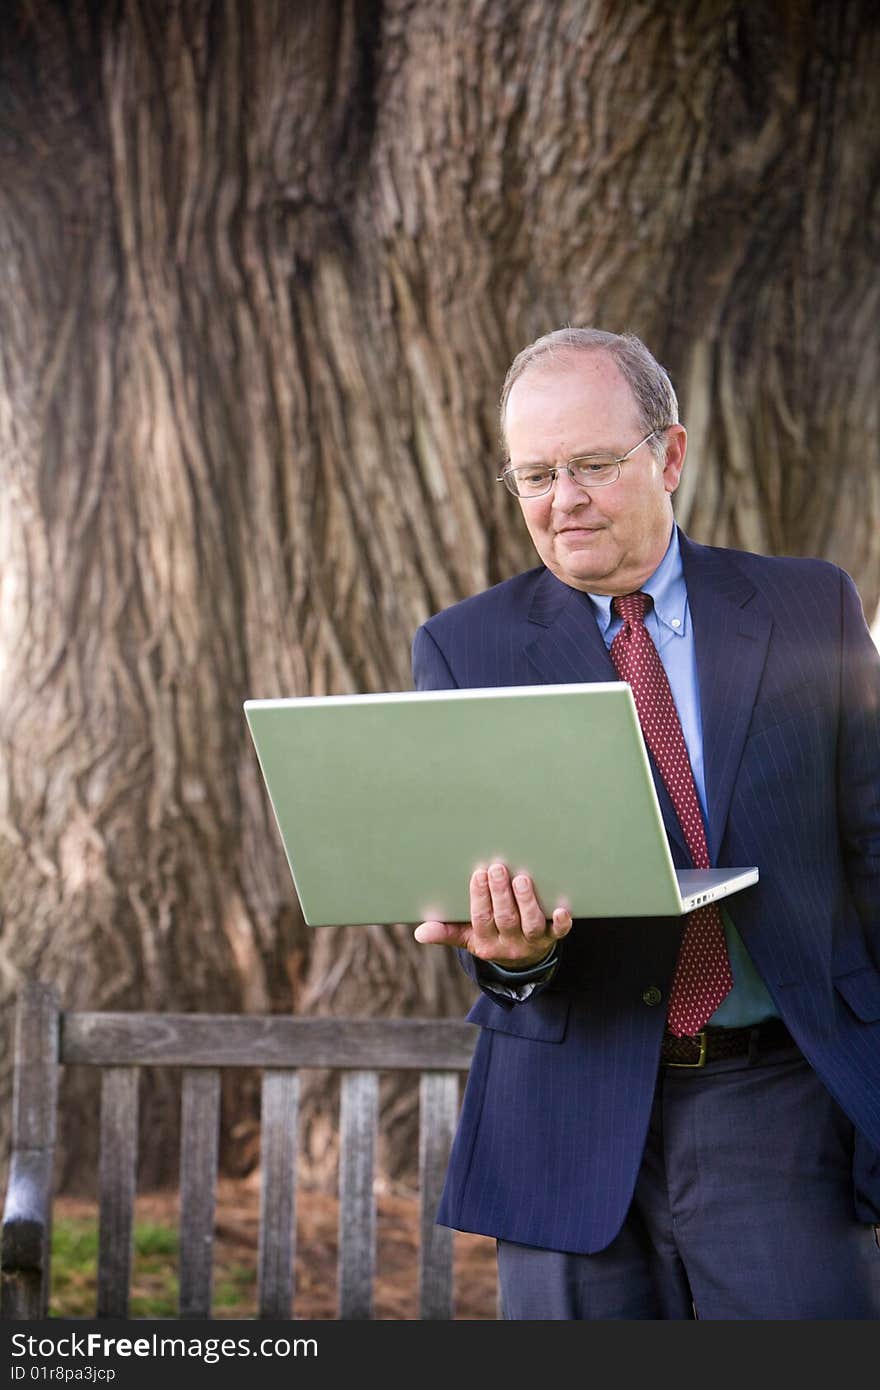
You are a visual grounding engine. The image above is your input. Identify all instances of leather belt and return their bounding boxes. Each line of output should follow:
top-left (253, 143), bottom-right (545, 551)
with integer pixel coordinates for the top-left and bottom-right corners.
top-left (660, 1017), bottom-right (795, 1068)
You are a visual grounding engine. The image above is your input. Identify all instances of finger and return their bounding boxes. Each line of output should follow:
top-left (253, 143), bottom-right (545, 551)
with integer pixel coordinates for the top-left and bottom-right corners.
top-left (469, 867), bottom-right (499, 946)
top-left (511, 873), bottom-right (550, 942)
top-left (486, 862), bottom-right (522, 940)
top-left (414, 920), bottom-right (471, 948)
top-left (551, 906), bottom-right (573, 938)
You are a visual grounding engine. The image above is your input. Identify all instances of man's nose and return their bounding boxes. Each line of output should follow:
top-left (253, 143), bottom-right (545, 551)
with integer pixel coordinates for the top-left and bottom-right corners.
top-left (550, 467), bottom-right (592, 510)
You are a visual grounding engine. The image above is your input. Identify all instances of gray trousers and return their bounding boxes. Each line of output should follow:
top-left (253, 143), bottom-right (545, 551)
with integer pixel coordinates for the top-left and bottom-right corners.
top-left (498, 1041), bottom-right (880, 1319)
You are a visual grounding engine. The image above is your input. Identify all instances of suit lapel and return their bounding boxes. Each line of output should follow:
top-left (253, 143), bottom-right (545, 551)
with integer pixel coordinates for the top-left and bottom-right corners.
top-left (524, 571), bottom-right (618, 685)
top-left (522, 569), bottom-right (690, 864)
top-left (679, 532), bottom-right (773, 863)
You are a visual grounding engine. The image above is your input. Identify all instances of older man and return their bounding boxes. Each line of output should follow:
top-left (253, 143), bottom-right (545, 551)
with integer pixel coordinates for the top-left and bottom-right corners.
top-left (411, 327), bottom-right (880, 1319)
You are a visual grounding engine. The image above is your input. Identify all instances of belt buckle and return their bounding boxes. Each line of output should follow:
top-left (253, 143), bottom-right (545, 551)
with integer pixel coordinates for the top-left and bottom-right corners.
top-left (665, 1029), bottom-right (708, 1068)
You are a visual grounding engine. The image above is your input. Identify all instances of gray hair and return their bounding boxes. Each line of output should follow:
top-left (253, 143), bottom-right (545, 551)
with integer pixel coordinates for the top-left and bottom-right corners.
top-left (499, 326), bottom-right (679, 460)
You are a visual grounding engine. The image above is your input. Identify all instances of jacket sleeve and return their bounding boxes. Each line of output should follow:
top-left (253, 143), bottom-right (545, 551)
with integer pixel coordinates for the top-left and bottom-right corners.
top-left (835, 568), bottom-right (880, 966)
top-left (412, 624), bottom-right (458, 691)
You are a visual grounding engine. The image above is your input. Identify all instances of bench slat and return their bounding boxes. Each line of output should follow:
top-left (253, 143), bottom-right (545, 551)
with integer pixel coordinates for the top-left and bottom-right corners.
top-left (418, 1071), bottom-right (460, 1319)
top-left (61, 1015), bottom-right (476, 1070)
top-left (257, 1070), bottom-right (299, 1319)
top-left (97, 1068), bottom-right (139, 1318)
top-left (337, 1071), bottom-right (378, 1319)
top-left (178, 1069), bottom-right (221, 1319)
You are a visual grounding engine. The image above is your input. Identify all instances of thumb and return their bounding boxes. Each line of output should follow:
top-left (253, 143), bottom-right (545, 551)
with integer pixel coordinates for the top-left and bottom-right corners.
top-left (414, 920), bottom-right (469, 948)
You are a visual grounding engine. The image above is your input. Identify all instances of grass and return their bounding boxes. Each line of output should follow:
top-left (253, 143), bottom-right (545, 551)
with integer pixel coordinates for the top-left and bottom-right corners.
top-left (50, 1215), bottom-right (257, 1318)
top-left (43, 1183), bottom-right (498, 1319)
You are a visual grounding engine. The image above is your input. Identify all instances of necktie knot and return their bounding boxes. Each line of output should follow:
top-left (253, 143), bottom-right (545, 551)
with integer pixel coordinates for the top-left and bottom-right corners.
top-left (613, 591), bottom-right (651, 625)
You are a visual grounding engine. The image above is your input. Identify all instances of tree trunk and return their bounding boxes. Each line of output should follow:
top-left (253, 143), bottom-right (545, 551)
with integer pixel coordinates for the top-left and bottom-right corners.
top-left (1, 0), bottom-right (877, 1190)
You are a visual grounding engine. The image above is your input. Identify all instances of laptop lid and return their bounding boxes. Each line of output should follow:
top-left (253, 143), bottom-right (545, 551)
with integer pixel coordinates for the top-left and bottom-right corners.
top-left (244, 683), bottom-right (758, 926)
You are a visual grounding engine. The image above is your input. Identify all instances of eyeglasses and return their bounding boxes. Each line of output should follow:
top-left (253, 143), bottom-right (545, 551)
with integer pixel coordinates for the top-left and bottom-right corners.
top-left (497, 429), bottom-right (665, 499)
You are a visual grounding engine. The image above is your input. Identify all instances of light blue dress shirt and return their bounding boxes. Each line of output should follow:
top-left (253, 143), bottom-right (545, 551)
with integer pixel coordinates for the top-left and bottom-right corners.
top-left (587, 525), bottom-right (778, 1026)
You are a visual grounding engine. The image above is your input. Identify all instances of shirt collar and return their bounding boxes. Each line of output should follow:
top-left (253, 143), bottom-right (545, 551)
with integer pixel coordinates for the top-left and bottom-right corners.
top-left (588, 524), bottom-right (688, 638)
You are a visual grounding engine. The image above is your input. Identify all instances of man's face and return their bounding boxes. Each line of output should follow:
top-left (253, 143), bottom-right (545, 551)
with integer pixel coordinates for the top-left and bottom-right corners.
top-left (503, 352), bottom-right (686, 596)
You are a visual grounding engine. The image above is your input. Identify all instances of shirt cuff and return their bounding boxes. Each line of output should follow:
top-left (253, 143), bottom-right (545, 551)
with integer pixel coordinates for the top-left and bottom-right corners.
top-left (479, 948), bottom-right (559, 983)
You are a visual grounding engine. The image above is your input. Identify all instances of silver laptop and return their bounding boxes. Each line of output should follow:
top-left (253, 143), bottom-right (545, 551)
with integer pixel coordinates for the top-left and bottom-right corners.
top-left (244, 684), bottom-right (758, 927)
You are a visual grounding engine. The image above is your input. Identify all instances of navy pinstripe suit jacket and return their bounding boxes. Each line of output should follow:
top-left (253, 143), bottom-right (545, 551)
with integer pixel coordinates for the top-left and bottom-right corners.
top-left (412, 529), bottom-right (880, 1254)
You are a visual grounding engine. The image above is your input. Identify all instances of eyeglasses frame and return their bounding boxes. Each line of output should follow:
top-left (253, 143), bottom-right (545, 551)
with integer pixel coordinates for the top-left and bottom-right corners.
top-left (496, 427), bottom-right (668, 498)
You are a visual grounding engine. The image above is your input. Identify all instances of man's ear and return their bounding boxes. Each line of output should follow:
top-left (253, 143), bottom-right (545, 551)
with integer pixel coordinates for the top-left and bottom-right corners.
top-left (662, 424), bottom-right (687, 494)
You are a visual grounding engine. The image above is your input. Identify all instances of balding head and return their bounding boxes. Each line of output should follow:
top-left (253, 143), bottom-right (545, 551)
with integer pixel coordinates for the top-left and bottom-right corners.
top-left (499, 327), bottom-right (679, 465)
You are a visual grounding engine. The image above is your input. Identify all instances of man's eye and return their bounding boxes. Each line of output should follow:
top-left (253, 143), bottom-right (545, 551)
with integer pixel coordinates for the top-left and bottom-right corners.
top-left (573, 460), bottom-right (616, 479)
top-left (512, 469), bottom-right (551, 488)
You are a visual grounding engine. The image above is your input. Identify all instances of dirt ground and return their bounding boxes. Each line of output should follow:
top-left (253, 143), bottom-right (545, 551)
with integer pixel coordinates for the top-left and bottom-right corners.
top-left (55, 1173), bottom-right (500, 1321)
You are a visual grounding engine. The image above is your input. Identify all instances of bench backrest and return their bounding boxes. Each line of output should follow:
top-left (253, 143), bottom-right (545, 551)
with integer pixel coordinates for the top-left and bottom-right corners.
top-left (1, 982), bottom-right (479, 1320)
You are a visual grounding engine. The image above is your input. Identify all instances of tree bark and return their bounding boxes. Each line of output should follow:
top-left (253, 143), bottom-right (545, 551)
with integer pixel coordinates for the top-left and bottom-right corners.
top-left (0, 0), bottom-right (877, 1189)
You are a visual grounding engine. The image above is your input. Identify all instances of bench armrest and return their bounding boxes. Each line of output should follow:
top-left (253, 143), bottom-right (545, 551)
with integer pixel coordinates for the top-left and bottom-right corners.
top-left (2, 1148), bottom-right (54, 1270)
top-left (1, 1148), bottom-right (54, 1317)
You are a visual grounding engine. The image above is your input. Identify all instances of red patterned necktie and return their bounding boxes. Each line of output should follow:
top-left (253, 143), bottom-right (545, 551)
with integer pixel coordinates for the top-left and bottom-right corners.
top-left (609, 591), bottom-right (733, 1036)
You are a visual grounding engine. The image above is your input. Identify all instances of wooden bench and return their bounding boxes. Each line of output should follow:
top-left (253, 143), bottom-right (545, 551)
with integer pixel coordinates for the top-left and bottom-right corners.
top-left (1, 981), bottom-right (481, 1321)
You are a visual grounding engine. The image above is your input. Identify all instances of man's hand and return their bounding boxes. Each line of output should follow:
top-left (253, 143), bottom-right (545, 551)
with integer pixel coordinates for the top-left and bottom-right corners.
top-left (414, 862), bottom-right (573, 970)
